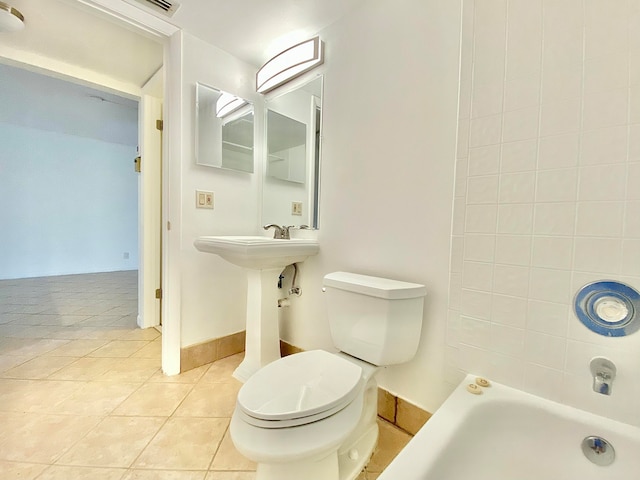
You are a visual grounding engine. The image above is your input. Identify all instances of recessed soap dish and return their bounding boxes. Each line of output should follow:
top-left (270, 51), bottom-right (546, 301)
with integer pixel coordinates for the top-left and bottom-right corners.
top-left (574, 280), bottom-right (640, 337)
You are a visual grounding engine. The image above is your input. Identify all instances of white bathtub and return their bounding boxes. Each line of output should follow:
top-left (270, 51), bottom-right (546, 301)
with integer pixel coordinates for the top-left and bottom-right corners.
top-left (378, 375), bottom-right (640, 479)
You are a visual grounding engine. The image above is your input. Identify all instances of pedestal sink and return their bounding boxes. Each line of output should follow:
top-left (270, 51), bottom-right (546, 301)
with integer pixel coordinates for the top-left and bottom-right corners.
top-left (194, 235), bottom-right (319, 381)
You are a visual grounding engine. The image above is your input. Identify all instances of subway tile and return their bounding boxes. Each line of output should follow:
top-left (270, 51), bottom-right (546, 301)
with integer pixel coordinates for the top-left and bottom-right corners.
top-left (487, 351), bottom-right (525, 388)
top-left (579, 126), bottom-right (628, 165)
top-left (494, 235), bottom-right (531, 266)
top-left (459, 316), bottom-right (491, 349)
top-left (498, 172), bottom-right (535, 203)
top-left (491, 294), bottom-right (527, 328)
top-left (575, 202), bottom-right (624, 237)
top-left (449, 273), bottom-right (462, 310)
top-left (451, 236), bottom-right (464, 273)
top-left (541, 66), bottom-right (582, 104)
top-left (628, 163), bottom-right (640, 200)
top-left (525, 331), bottom-right (566, 370)
top-left (583, 53), bottom-right (629, 94)
top-left (505, 0), bottom-right (542, 80)
top-left (452, 197), bottom-right (466, 235)
top-left (469, 114), bottom-right (502, 147)
top-left (573, 237), bottom-right (623, 274)
top-left (527, 299), bottom-right (569, 337)
top-left (578, 164), bottom-right (626, 201)
top-left (497, 204), bottom-right (534, 234)
top-left (457, 120), bottom-right (470, 159)
top-left (462, 261), bottom-right (494, 291)
top-left (531, 236), bottom-right (573, 269)
top-left (584, 2), bottom-right (628, 59)
top-left (458, 344), bottom-right (492, 377)
top-left (502, 106), bottom-right (540, 143)
top-left (523, 363), bottom-right (564, 403)
top-left (630, 125), bottom-right (640, 159)
top-left (533, 202), bottom-right (577, 236)
top-left (540, 97), bottom-right (581, 137)
top-left (472, 82), bottom-right (504, 118)
top-left (624, 201), bottom-right (640, 237)
top-left (538, 134), bottom-right (579, 170)
top-left (493, 264), bottom-right (530, 297)
top-left (500, 139), bottom-right (537, 173)
top-left (446, 311), bottom-right (461, 347)
top-left (535, 168), bottom-right (578, 202)
top-left (504, 75), bottom-right (541, 112)
top-left (460, 289), bottom-right (492, 320)
top-left (528, 267), bottom-right (571, 304)
top-left (463, 234), bottom-right (496, 262)
top-left (490, 323), bottom-right (525, 357)
top-left (468, 145), bottom-right (501, 176)
top-left (467, 175), bottom-right (499, 204)
top-left (464, 204), bottom-right (497, 233)
top-left (582, 89), bottom-right (629, 131)
top-left (621, 239), bottom-right (640, 276)
top-left (632, 86), bottom-right (640, 124)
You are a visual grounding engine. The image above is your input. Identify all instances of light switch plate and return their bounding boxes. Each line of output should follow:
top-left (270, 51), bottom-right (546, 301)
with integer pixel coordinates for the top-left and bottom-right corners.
top-left (196, 190), bottom-right (214, 209)
top-left (291, 201), bottom-right (303, 216)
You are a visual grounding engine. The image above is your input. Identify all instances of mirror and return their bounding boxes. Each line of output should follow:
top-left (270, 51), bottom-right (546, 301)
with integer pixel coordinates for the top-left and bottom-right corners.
top-left (262, 75), bottom-right (322, 229)
top-left (195, 83), bottom-right (254, 173)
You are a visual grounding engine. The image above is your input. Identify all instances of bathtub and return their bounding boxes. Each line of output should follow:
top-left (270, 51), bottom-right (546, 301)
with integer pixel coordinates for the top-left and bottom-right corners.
top-left (378, 375), bottom-right (640, 479)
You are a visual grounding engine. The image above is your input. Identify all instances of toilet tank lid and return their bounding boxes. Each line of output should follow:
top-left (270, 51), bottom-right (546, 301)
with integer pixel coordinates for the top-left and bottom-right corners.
top-left (323, 272), bottom-right (427, 300)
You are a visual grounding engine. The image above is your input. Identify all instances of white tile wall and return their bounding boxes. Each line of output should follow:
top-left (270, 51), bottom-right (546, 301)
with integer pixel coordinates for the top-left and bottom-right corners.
top-left (451, 0), bottom-right (640, 426)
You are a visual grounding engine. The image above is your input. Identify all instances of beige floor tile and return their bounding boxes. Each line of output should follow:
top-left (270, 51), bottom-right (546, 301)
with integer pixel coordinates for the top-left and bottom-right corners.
top-left (122, 470), bottom-right (207, 480)
top-left (209, 430), bottom-right (256, 472)
top-left (0, 338), bottom-right (70, 357)
top-left (205, 472), bottom-right (256, 480)
top-left (1, 355), bottom-right (78, 379)
top-left (366, 419), bottom-right (412, 473)
top-left (0, 460), bottom-right (48, 480)
top-left (112, 382), bottom-right (193, 417)
top-left (0, 379), bottom-right (83, 413)
top-left (117, 328), bottom-right (161, 341)
top-left (99, 360), bottom-right (161, 383)
top-left (148, 363), bottom-right (209, 384)
top-left (132, 339), bottom-right (162, 358)
top-left (48, 357), bottom-right (116, 381)
top-left (0, 354), bottom-right (31, 373)
top-left (0, 412), bottom-right (101, 463)
top-left (174, 382), bottom-right (241, 418)
top-left (134, 417), bottom-right (229, 470)
top-left (47, 381), bottom-right (141, 415)
top-left (88, 340), bottom-right (149, 358)
top-left (57, 416), bottom-right (166, 468)
top-left (38, 465), bottom-right (127, 479)
top-left (199, 355), bottom-right (243, 384)
top-left (43, 339), bottom-right (109, 356)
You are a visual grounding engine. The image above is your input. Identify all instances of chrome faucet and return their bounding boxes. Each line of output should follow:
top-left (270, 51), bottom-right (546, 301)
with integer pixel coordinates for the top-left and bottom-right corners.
top-left (263, 224), bottom-right (310, 239)
top-left (590, 357), bottom-right (616, 395)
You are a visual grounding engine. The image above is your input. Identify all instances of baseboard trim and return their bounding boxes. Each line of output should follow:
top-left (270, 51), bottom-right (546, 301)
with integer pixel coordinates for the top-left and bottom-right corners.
top-left (180, 331), bottom-right (246, 373)
top-left (279, 340), bottom-right (432, 435)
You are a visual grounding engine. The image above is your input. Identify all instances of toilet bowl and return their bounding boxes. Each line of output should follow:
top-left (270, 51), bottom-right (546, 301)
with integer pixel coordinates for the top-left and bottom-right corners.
top-left (230, 272), bottom-right (427, 480)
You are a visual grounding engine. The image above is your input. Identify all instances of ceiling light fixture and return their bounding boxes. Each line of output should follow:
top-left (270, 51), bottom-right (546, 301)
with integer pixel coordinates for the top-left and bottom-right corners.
top-left (256, 36), bottom-right (324, 94)
top-left (0, 2), bottom-right (24, 33)
top-left (216, 92), bottom-right (248, 118)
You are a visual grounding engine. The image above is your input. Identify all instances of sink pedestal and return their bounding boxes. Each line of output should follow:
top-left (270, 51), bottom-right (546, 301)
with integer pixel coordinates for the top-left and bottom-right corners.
top-left (233, 267), bottom-right (283, 382)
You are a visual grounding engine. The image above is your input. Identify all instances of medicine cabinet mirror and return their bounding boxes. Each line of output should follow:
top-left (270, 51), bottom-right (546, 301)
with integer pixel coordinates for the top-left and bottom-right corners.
top-left (195, 82), bottom-right (254, 173)
top-left (262, 75), bottom-right (323, 229)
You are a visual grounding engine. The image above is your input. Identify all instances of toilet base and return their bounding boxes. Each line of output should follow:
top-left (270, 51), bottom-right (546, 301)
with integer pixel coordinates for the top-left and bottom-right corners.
top-left (254, 422), bottom-right (378, 480)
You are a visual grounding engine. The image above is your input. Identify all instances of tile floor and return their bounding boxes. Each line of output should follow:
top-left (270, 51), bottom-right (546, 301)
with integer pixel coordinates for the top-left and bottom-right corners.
top-left (0, 271), bottom-right (411, 479)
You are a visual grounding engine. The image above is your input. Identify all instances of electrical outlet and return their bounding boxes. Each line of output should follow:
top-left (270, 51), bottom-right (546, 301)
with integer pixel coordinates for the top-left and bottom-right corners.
top-left (291, 201), bottom-right (303, 216)
top-left (196, 190), bottom-right (214, 209)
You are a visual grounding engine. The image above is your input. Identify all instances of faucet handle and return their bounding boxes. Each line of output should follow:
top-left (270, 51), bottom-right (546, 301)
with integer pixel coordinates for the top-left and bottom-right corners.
top-left (263, 224), bottom-right (285, 239)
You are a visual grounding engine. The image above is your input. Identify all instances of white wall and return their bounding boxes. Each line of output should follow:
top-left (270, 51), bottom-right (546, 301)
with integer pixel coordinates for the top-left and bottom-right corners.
top-left (0, 123), bottom-right (139, 279)
top-left (449, 0), bottom-right (640, 426)
top-left (171, 32), bottom-right (262, 347)
top-left (277, 0), bottom-right (463, 412)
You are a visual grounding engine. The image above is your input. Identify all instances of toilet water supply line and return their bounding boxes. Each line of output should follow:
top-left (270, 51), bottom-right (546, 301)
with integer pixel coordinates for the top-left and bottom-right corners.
top-left (278, 263), bottom-right (301, 308)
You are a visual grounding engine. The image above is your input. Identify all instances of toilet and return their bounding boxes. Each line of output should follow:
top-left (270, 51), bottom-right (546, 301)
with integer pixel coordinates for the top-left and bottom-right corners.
top-left (230, 271), bottom-right (427, 480)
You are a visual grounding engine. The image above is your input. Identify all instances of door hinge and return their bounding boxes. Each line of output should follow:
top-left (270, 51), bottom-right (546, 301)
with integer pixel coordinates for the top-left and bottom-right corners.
top-left (134, 156), bottom-right (141, 173)
top-left (155, 288), bottom-right (163, 299)
top-left (156, 119), bottom-right (164, 131)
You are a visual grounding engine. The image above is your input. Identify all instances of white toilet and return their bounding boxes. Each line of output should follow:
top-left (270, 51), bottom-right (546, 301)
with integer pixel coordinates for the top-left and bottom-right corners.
top-left (230, 271), bottom-right (427, 480)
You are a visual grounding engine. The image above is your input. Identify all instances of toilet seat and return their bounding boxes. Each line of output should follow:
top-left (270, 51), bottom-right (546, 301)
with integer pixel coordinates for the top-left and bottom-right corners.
top-left (237, 350), bottom-right (363, 428)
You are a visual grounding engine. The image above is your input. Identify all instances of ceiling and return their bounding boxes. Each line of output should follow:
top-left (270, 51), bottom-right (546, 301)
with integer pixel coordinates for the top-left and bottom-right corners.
top-left (0, 0), bottom-right (365, 92)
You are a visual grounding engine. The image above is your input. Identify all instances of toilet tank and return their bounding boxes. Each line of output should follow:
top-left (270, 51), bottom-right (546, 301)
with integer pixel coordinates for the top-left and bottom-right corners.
top-left (323, 272), bottom-right (427, 366)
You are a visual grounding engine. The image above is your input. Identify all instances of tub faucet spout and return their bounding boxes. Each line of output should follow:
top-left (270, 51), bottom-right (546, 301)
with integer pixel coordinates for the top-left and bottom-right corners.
top-left (590, 357), bottom-right (616, 396)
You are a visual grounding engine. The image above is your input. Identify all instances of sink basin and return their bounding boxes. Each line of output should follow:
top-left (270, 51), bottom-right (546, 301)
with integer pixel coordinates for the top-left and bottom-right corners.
top-left (194, 235), bottom-right (319, 270)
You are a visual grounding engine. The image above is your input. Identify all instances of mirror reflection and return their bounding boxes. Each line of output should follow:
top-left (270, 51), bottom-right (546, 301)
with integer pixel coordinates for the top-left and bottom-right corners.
top-left (195, 83), bottom-right (254, 173)
top-left (262, 75), bottom-right (322, 229)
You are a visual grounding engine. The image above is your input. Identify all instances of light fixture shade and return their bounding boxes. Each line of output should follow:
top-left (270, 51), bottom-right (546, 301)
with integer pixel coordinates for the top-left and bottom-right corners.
top-left (0, 2), bottom-right (24, 33)
top-left (256, 36), bottom-right (324, 94)
top-left (216, 92), bottom-right (248, 118)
